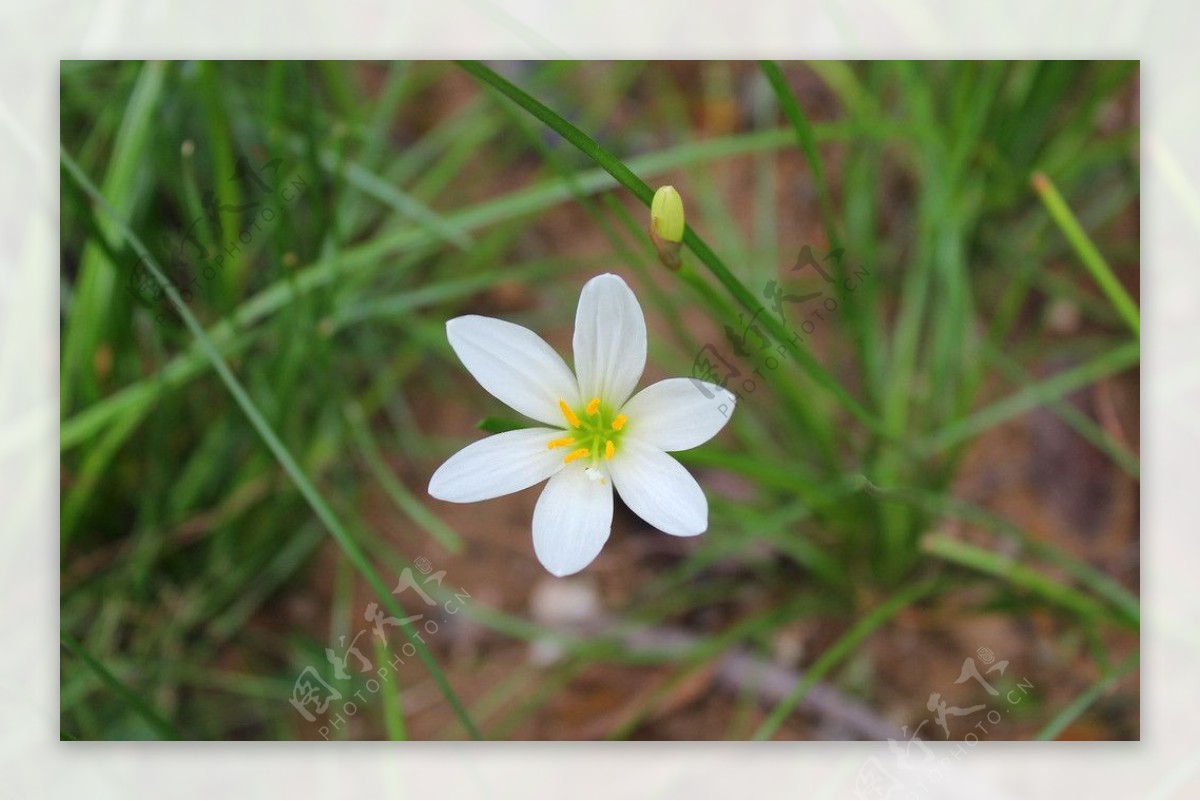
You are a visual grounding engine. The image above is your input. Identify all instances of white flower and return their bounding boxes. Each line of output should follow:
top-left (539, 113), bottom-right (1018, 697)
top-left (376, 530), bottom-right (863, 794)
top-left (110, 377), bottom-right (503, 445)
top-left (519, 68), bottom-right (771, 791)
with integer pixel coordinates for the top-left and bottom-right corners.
top-left (428, 273), bottom-right (736, 577)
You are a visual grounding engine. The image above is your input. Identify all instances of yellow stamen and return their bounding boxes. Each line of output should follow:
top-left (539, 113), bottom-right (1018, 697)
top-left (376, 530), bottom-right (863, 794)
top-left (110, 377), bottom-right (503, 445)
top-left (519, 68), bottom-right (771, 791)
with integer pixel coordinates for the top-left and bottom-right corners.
top-left (546, 436), bottom-right (575, 450)
top-left (611, 414), bottom-right (627, 431)
top-left (605, 440), bottom-right (615, 460)
top-left (558, 400), bottom-right (581, 428)
top-left (586, 397), bottom-right (601, 415)
top-left (563, 447), bottom-right (591, 464)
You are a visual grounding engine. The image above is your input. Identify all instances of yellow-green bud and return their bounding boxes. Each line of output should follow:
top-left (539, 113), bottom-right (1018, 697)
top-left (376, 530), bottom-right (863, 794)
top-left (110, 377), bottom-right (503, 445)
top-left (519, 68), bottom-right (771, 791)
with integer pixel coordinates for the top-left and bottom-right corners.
top-left (651, 185), bottom-right (685, 242)
top-left (650, 185), bottom-right (685, 269)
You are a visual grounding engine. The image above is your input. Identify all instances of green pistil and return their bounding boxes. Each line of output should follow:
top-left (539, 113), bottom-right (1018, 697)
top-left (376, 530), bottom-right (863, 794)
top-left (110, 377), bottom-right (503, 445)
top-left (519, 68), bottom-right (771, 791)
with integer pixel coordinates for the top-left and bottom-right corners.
top-left (559, 397), bottom-right (626, 463)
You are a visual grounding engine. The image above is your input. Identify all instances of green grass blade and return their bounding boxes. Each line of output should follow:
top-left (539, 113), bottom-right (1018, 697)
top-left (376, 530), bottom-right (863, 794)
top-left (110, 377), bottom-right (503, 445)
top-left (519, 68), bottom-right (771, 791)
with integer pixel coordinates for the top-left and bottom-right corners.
top-left (1032, 171), bottom-right (1139, 337)
top-left (320, 151), bottom-right (473, 250)
top-left (61, 630), bottom-right (184, 740)
top-left (62, 60), bottom-right (166, 412)
top-left (753, 578), bottom-right (938, 740)
top-left (919, 341), bottom-right (1140, 455)
top-left (345, 401), bottom-right (464, 553)
top-left (921, 533), bottom-right (1134, 629)
top-left (862, 478), bottom-right (1140, 628)
top-left (374, 639), bottom-right (408, 740)
top-left (760, 60), bottom-right (841, 248)
top-left (196, 60), bottom-right (246, 298)
top-left (1036, 649), bottom-right (1139, 740)
top-left (987, 343), bottom-right (1139, 479)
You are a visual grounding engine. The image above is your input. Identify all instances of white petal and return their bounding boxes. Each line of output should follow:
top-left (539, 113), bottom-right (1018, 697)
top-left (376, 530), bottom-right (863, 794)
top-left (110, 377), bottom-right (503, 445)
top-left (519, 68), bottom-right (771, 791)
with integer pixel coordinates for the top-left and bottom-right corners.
top-left (572, 274), bottom-right (647, 408)
top-left (619, 378), bottom-right (736, 452)
top-left (428, 428), bottom-right (566, 503)
top-left (609, 439), bottom-right (707, 537)
top-left (447, 315), bottom-right (580, 426)
top-left (532, 464), bottom-right (614, 577)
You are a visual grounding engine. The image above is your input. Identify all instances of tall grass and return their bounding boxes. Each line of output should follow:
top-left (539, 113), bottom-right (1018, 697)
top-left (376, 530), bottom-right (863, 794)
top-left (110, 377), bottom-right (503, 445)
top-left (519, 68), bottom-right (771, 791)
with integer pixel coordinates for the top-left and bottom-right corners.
top-left (60, 60), bottom-right (1138, 740)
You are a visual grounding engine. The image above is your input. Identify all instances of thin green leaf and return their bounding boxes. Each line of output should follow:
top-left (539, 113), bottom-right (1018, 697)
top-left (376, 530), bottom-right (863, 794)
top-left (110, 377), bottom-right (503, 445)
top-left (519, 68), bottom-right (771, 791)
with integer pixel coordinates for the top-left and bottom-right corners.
top-left (1036, 650), bottom-right (1139, 740)
top-left (1032, 171), bottom-right (1139, 337)
top-left (920, 342), bottom-right (1140, 455)
top-left (753, 579), bottom-right (938, 740)
top-left (61, 630), bottom-right (184, 740)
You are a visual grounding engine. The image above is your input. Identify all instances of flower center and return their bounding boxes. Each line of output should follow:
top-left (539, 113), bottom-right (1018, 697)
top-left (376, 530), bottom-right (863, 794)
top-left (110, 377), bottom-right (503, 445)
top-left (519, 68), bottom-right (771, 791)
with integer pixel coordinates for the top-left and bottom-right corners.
top-left (547, 397), bottom-right (627, 476)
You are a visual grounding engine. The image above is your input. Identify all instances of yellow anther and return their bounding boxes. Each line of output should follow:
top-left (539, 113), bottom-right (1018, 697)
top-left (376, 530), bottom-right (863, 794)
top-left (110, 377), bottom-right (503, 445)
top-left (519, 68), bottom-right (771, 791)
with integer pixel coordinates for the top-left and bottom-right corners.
top-left (611, 415), bottom-right (627, 431)
top-left (586, 397), bottom-right (601, 415)
top-left (605, 440), bottom-right (615, 460)
top-left (546, 436), bottom-right (575, 450)
top-left (563, 447), bottom-right (591, 464)
top-left (558, 400), bottom-right (581, 428)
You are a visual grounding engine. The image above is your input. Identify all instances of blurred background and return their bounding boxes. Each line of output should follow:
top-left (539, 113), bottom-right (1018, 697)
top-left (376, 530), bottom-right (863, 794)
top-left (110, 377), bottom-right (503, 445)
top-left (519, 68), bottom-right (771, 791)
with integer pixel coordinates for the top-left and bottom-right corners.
top-left (59, 60), bottom-right (1139, 742)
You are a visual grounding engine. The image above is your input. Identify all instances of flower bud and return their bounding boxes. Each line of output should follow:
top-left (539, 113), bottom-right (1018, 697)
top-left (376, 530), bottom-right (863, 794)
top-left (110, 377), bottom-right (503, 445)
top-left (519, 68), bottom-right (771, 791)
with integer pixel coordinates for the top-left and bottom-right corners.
top-left (650, 185), bottom-right (685, 269)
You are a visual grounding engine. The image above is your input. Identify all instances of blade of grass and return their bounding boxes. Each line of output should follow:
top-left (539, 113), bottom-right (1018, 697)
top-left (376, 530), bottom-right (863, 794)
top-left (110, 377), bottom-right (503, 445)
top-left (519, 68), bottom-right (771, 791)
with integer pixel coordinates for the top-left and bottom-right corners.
top-left (760, 61), bottom-right (841, 249)
top-left (374, 638), bottom-right (407, 741)
top-left (870, 61), bottom-right (955, 580)
top-left (208, 521), bottom-right (327, 641)
top-left (61, 630), bottom-right (183, 740)
top-left (919, 341), bottom-right (1140, 455)
top-left (862, 478), bottom-right (1139, 628)
top-left (60, 405), bottom-right (145, 541)
top-left (195, 60), bottom-right (246, 299)
top-left (60, 147), bottom-right (482, 740)
top-left (987, 343), bottom-right (1139, 479)
top-left (753, 578), bottom-right (938, 739)
top-left (62, 60), bottom-right (166, 412)
top-left (1032, 171), bottom-right (1139, 338)
top-left (1036, 649), bottom-right (1139, 740)
top-left (318, 149), bottom-right (473, 250)
top-left (921, 532), bottom-right (1133, 628)
top-left (344, 400), bottom-right (464, 554)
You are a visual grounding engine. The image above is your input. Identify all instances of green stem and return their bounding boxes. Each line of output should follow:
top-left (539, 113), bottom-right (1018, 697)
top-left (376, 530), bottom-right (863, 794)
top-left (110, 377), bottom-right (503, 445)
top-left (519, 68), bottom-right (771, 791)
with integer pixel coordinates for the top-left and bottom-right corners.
top-left (760, 61), bottom-right (842, 249)
top-left (456, 59), bottom-right (889, 444)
